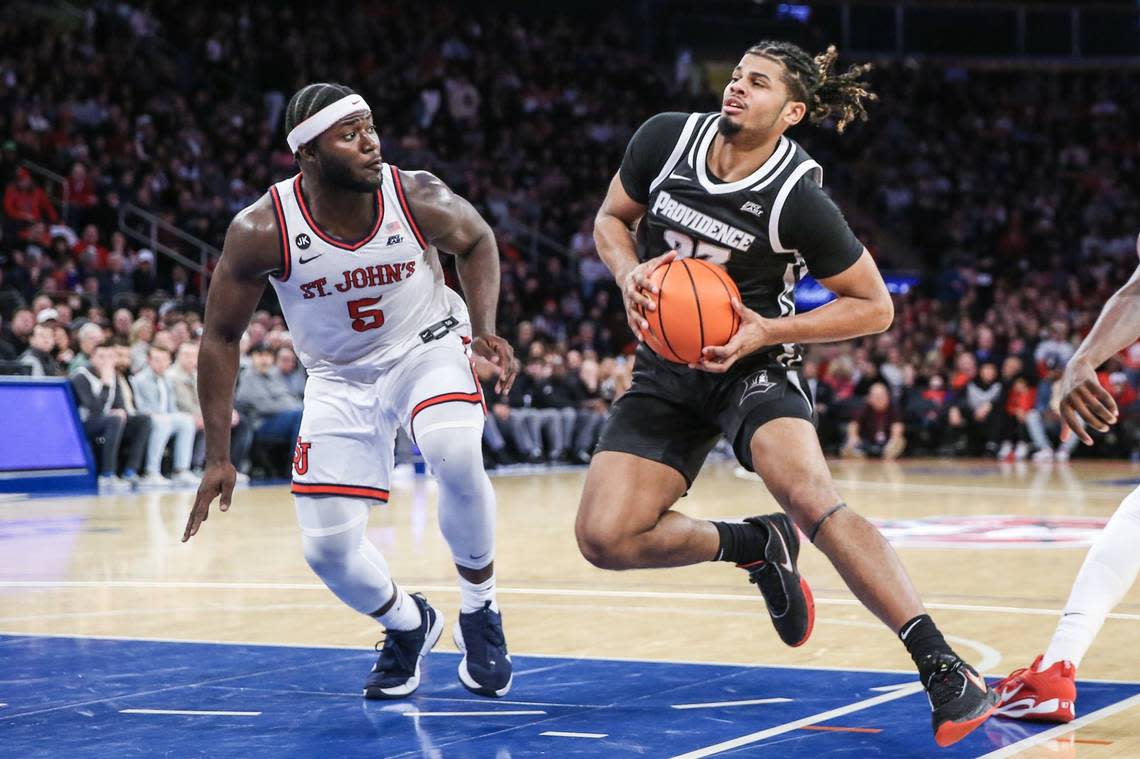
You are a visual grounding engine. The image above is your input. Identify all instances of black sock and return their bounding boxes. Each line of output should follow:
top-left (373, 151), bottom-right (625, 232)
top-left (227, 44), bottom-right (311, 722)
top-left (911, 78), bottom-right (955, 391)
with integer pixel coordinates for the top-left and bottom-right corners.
top-left (899, 614), bottom-right (954, 680)
top-left (712, 520), bottom-right (768, 564)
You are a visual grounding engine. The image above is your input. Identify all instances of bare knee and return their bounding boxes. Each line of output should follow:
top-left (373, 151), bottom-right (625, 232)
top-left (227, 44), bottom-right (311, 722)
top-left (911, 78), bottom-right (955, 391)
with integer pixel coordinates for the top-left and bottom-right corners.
top-left (779, 474), bottom-right (842, 533)
top-left (575, 498), bottom-right (637, 570)
top-left (575, 520), bottom-right (633, 570)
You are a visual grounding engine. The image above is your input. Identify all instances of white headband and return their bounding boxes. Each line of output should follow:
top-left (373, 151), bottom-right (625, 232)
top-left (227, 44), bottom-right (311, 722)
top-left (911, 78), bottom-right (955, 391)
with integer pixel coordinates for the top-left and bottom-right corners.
top-left (286, 94), bottom-right (372, 153)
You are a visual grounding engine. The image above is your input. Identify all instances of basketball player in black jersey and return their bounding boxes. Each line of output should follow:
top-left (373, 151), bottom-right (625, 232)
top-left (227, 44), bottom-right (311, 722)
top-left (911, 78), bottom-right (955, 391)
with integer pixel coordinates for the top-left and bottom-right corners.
top-left (576, 42), bottom-right (996, 746)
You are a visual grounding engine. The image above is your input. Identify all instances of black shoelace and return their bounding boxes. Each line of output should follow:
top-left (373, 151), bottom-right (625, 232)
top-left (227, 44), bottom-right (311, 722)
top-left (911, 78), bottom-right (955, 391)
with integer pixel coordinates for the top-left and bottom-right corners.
top-left (375, 631), bottom-right (416, 675)
top-left (467, 609), bottom-right (505, 648)
top-left (747, 562), bottom-right (790, 616)
top-left (923, 657), bottom-right (967, 709)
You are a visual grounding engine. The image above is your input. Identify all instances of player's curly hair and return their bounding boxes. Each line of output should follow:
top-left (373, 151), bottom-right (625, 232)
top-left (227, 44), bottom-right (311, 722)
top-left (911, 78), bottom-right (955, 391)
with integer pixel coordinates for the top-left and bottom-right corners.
top-left (746, 41), bottom-right (876, 133)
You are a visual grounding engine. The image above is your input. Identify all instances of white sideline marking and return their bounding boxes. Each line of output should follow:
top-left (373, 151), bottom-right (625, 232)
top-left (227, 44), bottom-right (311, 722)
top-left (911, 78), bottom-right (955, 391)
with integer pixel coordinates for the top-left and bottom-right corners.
top-left (977, 693), bottom-right (1140, 758)
top-left (541, 731), bottom-right (607, 738)
top-left (672, 697), bottom-right (792, 710)
top-left (402, 710), bottom-right (545, 717)
top-left (667, 684), bottom-right (923, 759)
top-left (120, 708), bottom-right (260, 716)
top-left (869, 684), bottom-right (913, 693)
top-left (4, 580), bottom-right (1138, 621)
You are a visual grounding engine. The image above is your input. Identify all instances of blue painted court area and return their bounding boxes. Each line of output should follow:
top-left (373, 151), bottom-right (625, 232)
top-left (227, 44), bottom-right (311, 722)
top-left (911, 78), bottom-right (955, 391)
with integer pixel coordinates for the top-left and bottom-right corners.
top-left (2, 635), bottom-right (1138, 758)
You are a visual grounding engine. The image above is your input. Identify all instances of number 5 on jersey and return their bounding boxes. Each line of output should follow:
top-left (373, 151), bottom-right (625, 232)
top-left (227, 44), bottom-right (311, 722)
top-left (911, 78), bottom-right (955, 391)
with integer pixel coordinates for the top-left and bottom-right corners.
top-left (348, 296), bottom-right (384, 332)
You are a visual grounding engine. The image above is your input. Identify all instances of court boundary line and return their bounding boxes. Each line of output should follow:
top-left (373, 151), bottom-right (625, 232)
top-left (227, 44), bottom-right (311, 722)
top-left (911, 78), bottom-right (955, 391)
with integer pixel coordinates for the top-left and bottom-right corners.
top-left (2, 631), bottom-right (1139, 686)
top-left (5, 580), bottom-right (1138, 622)
top-left (666, 684), bottom-right (925, 759)
top-left (977, 693), bottom-right (1140, 758)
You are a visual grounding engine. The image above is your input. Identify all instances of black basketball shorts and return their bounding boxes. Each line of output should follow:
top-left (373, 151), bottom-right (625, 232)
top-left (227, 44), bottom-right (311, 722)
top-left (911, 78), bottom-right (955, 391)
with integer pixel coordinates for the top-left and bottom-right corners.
top-left (595, 345), bottom-right (815, 486)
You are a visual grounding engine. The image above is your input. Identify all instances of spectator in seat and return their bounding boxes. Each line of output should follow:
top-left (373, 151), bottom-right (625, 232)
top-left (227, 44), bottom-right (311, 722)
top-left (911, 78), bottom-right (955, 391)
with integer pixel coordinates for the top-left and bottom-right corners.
top-left (169, 340), bottom-right (253, 478)
top-left (505, 357), bottom-right (559, 464)
top-left (3, 168), bottom-right (58, 231)
top-left (474, 355), bottom-right (517, 468)
top-left (843, 381), bottom-right (906, 460)
top-left (65, 162), bottom-right (97, 228)
top-left (573, 357), bottom-right (609, 463)
top-left (3, 307), bottom-right (35, 356)
top-left (535, 353), bottom-right (579, 463)
top-left (275, 346), bottom-right (306, 399)
top-left (951, 361), bottom-right (1003, 455)
top-left (70, 341), bottom-right (138, 490)
top-left (236, 342), bottom-right (303, 457)
top-left (1026, 356), bottom-right (1080, 463)
top-left (19, 322), bottom-right (62, 376)
top-left (108, 337), bottom-right (154, 482)
top-left (996, 374), bottom-right (1036, 462)
top-left (132, 344), bottom-right (198, 487)
top-left (68, 323), bottom-right (104, 372)
top-left (1035, 320), bottom-right (1075, 374)
top-left (73, 224), bottom-right (109, 270)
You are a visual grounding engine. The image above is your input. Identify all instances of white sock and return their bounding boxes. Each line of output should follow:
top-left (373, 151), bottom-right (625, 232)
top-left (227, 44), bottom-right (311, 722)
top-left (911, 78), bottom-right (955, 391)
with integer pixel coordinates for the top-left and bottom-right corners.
top-left (375, 586), bottom-right (422, 631)
top-left (1040, 486), bottom-right (1140, 670)
top-left (459, 574), bottom-right (498, 614)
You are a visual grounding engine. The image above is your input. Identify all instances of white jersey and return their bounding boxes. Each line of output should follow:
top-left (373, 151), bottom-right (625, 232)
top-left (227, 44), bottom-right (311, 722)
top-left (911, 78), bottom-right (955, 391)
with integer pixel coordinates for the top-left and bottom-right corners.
top-left (268, 165), bottom-right (469, 382)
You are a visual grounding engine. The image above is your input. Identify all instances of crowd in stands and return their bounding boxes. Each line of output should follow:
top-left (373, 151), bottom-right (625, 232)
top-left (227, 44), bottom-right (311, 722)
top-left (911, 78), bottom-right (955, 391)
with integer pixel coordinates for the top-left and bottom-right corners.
top-left (3, 1), bottom-right (1140, 480)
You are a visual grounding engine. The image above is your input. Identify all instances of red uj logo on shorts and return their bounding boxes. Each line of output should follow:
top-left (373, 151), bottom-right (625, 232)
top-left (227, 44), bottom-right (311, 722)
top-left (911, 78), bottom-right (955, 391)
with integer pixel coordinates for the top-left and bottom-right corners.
top-left (293, 437), bottom-right (312, 476)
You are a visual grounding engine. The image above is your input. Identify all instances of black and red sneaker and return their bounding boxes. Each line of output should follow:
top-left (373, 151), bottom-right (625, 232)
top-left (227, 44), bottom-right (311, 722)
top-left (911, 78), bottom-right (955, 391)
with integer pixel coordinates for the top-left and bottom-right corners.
top-left (921, 653), bottom-right (999, 747)
top-left (737, 513), bottom-right (815, 648)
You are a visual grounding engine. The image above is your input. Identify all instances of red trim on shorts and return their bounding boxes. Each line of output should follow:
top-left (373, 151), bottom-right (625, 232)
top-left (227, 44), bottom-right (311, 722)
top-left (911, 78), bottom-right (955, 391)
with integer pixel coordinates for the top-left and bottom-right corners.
top-left (293, 174), bottom-right (384, 251)
top-left (291, 482), bottom-right (390, 502)
top-left (409, 391), bottom-right (484, 444)
top-left (389, 165), bottom-right (428, 250)
top-left (269, 186), bottom-right (291, 281)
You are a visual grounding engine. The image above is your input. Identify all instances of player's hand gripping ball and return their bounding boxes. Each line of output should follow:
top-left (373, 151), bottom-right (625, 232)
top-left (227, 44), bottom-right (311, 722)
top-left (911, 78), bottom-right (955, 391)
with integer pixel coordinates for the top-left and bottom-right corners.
top-left (640, 257), bottom-right (741, 365)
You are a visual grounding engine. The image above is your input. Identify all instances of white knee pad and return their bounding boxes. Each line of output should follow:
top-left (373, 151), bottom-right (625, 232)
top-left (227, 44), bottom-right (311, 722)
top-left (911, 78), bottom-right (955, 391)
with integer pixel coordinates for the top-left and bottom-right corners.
top-left (415, 404), bottom-right (496, 570)
top-left (295, 495), bottom-right (394, 614)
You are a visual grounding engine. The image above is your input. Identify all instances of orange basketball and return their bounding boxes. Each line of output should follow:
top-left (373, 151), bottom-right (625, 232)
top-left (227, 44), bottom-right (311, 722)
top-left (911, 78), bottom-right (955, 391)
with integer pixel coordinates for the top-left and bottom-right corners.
top-left (640, 257), bottom-right (741, 365)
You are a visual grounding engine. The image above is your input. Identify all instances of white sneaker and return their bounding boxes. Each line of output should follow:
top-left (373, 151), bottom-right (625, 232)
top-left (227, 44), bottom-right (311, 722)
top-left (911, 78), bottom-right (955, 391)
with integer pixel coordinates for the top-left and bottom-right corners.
top-left (997, 441), bottom-right (1013, 461)
top-left (98, 474), bottom-right (133, 492)
top-left (171, 470), bottom-right (199, 486)
top-left (1032, 448), bottom-right (1054, 463)
top-left (1014, 442), bottom-right (1029, 461)
top-left (1055, 449), bottom-right (1070, 463)
top-left (139, 472), bottom-right (172, 487)
top-left (234, 471), bottom-right (251, 486)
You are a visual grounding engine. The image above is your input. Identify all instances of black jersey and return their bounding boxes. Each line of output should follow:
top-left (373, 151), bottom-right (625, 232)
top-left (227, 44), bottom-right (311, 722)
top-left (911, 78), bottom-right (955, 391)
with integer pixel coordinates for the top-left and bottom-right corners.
top-left (619, 112), bottom-right (864, 366)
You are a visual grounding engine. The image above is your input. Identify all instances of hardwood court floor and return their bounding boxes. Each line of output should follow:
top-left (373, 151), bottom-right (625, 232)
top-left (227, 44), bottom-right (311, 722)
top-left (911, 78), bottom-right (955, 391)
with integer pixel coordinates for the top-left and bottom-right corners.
top-left (2, 458), bottom-right (1138, 757)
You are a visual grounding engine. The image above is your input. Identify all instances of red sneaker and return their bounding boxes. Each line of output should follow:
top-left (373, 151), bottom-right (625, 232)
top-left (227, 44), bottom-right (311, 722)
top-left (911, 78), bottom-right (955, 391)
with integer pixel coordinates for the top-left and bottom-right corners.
top-left (993, 655), bottom-right (1076, 723)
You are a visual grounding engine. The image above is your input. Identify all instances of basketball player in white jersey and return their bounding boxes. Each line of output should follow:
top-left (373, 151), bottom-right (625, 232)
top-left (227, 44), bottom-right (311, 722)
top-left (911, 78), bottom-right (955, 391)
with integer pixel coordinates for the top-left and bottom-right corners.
top-left (993, 235), bottom-right (1140, 722)
top-left (182, 83), bottom-right (517, 700)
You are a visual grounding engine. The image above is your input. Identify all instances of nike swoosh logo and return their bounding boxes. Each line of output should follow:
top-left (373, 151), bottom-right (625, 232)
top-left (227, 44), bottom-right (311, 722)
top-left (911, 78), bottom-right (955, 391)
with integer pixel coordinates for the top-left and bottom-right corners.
top-left (997, 683), bottom-right (1023, 704)
top-left (772, 526), bottom-right (794, 573)
top-left (899, 618), bottom-right (923, 640)
top-left (965, 669), bottom-right (988, 693)
top-left (469, 550), bottom-right (490, 561)
top-left (298, 254), bottom-right (323, 264)
top-left (668, 173), bottom-right (690, 181)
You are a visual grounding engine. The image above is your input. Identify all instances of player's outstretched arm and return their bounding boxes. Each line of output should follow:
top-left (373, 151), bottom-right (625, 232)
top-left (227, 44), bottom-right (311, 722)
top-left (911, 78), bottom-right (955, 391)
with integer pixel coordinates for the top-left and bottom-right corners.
top-left (400, 170), bottom-right (517, 393)
top-left (1057, 240), bottom-right (1140, 443)
top-left (183, 201), bottom-right (277, 542)
top-left (594, 173), bottom-right (675, 341)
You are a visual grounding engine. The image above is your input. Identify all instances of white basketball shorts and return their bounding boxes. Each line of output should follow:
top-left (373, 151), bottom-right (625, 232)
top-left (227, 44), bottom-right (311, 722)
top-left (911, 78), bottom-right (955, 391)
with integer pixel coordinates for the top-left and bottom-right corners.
top-left (289, 332), bottom-right (486, 503)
